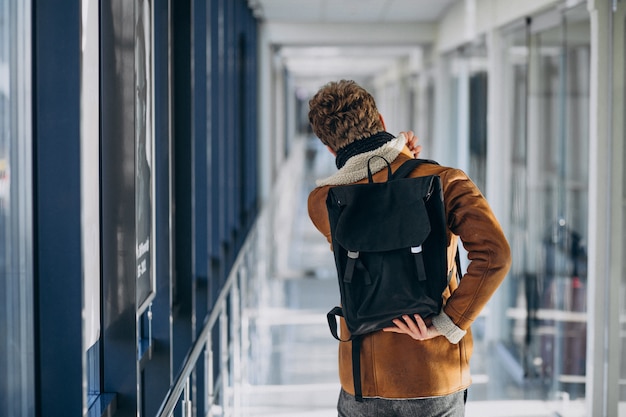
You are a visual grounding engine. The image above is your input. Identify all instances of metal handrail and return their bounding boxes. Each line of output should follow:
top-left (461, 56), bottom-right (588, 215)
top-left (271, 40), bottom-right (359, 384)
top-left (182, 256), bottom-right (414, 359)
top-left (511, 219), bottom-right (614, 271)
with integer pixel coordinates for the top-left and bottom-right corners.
top-left (154, 138), bottom-right (306, 417)
top-left (155, 223), bottom-right (257, 417)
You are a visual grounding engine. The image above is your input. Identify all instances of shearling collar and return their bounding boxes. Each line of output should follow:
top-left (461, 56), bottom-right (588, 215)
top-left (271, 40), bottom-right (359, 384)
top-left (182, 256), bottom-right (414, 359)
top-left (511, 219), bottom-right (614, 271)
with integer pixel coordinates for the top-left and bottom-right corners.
top-left (316, 134), bottom-right (406, 187)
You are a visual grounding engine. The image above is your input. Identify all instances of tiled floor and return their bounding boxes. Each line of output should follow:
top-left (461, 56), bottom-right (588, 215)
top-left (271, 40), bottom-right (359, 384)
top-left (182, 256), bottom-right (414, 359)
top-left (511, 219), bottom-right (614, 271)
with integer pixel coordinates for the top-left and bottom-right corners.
top-left (238, 137), bottom-right (588, 417)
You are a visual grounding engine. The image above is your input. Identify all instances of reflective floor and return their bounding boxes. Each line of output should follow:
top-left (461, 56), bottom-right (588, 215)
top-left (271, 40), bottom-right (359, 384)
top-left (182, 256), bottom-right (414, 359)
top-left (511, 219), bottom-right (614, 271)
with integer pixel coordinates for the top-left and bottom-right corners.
top-left (238, 137), bottom-right (587, 417)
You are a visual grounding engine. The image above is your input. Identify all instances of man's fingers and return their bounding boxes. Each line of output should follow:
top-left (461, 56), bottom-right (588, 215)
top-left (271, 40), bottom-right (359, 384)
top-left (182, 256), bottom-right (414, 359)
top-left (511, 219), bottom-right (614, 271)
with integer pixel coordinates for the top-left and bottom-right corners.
top-left (382, 326), bottom-right (402, 333)
top-left (382, 315), bottom-right (435, 341)
top-left (392, 318), bottom-right (411, 333)
top-left (401, 131), bottom-right (422, 158)
top-left (413, 314), bottom-right (428, 334)
top-left (402, 315), bottom-right (421, 334)
top-left (400, 315), bottom-right (427, 341)
top-left (383, 317), bottom-right (418, 337)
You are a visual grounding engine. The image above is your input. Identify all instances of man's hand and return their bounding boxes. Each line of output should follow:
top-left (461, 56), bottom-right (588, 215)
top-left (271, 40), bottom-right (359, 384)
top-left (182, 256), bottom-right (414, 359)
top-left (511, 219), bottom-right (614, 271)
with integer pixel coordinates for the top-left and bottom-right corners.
top-left (401, 131), bottom-right (422, 158)
top-left (382, 314), bottom-right (441, 341)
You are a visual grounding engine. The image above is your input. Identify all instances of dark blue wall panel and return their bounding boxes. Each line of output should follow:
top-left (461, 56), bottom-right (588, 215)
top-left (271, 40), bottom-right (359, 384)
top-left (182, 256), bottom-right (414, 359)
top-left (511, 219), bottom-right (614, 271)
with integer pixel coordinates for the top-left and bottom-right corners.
top-left (193, 0), bottom-right (209, 320)
top-left (207, 0), bottom-right (258, 283)
top-left (172, 0), bottom-right (194, 376)
top-left (225, 0), bottom-right (234, 270)
top-left (246, 2), bottom-right (259, 231)
top-left (192, 0), bottom-right (209, 411)
top-left (209, 0), bottom-right (224, 304)
top-left (33, 1), bottom-right (83, 415)
top-left (216, 0), bottom-right (228, 266)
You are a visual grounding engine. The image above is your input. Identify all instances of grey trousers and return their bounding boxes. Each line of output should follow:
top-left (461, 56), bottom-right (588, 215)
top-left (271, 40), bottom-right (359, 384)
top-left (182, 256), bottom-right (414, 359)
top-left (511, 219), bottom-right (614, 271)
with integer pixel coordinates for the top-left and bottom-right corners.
top-left (337, 389), bottom-right (467, 417)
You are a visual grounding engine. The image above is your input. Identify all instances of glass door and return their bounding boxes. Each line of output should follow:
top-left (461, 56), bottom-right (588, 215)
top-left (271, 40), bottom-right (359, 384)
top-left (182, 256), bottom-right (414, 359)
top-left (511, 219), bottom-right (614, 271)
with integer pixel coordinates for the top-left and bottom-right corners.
top-left (502, 3), bottom-right (590, 412)
top-left (502, 21), bottom-right (530, 387)
top-left (527, 6), bottom-right (590, 401)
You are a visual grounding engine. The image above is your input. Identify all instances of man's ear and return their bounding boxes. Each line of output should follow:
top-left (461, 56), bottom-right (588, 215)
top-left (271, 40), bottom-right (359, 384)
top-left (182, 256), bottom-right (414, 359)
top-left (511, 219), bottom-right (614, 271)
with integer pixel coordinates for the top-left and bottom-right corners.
top-left (326, 145), bottom-right (337, 156)
top-left (379, 114), bottom-right (386, 130)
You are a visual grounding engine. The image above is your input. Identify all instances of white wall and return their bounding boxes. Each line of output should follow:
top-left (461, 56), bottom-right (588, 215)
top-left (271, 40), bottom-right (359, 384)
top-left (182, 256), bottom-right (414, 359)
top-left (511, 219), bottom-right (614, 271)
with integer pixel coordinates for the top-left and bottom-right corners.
top-left (371, 51), bottom-right (425, 137)
top-left (436, 0), bottom-right (562, 53)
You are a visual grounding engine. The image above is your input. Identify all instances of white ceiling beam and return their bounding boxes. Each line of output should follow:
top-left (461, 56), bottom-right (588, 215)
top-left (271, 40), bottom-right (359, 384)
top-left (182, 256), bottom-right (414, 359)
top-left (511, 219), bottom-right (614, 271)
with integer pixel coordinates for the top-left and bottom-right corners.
top-left (263, 22), bottom-right (437, 46)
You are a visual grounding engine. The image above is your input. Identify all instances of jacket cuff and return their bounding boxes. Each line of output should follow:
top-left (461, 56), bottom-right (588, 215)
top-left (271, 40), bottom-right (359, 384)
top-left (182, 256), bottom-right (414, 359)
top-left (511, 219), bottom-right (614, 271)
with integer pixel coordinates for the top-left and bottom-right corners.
top-left (432, 311), bottom-right (466, 344)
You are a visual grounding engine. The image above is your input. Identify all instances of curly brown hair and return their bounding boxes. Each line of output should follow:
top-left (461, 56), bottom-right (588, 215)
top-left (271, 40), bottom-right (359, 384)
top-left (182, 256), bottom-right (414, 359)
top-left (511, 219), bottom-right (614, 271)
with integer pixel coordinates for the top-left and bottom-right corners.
top-left (308, 80), bottom-right (384, 152)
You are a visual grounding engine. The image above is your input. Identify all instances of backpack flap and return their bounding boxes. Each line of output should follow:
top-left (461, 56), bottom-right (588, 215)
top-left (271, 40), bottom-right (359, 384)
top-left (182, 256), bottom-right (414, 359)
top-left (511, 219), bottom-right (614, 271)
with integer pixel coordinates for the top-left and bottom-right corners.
top-left (329, 176), bottom-right (436, 252)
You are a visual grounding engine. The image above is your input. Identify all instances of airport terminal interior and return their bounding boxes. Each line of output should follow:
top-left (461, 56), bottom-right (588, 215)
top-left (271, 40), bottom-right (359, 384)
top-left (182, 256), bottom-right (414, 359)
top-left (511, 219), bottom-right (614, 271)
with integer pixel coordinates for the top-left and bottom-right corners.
top-left (1, 0), bottom-right (626, 416)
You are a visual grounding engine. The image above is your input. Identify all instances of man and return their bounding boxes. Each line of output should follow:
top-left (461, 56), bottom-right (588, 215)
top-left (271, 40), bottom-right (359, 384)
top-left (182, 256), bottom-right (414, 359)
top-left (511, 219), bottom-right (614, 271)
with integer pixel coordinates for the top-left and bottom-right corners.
top-left (307, 80), bottom-right (511, 417)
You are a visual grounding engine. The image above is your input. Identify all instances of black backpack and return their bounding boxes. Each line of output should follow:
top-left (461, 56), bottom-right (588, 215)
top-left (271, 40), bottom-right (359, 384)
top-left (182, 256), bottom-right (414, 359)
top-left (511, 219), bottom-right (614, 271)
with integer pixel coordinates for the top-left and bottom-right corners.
top-left (325, 157), bottom-right (458, 401)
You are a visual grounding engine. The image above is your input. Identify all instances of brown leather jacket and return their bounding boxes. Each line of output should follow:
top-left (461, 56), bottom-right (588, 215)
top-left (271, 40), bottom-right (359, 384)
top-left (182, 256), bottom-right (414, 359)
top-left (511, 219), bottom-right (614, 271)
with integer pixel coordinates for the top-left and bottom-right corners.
top-left (308, 152), bottom-right (511, 399)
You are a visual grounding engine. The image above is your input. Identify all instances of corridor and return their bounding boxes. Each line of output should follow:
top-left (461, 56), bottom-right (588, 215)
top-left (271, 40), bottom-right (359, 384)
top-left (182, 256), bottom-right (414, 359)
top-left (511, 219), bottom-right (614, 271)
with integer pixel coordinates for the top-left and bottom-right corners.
top-left (237, 138), bottom-right (585, 417)
top-left (2, 1), bottom-right (626, 416)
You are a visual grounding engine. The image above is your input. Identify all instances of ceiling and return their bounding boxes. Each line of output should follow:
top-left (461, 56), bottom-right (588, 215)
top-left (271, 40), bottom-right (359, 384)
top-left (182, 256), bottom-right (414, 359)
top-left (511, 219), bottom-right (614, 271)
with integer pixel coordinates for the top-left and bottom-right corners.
top-left (249, 0), bottom-right (457, 23)
top-left (249, 0), bottom-right (460, 94)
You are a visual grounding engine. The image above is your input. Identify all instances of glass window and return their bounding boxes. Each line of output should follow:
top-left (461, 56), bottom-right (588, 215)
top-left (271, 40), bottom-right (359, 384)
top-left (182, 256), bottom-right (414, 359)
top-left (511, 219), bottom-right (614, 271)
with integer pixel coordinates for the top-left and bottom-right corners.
top-left (499, 22), bottom-right (529, 384)
top-left (421, 75), bottom-right (436, 157)
top-left (81, 0), bottom-right (101, 354)
top-left (468, 69), bottom-right (487, 193)
top-left (444, 53), bottom-right (462, 168)
top-left (0, 0), bottom-right (35, 415)
top-left (501, 4), bottom-right (590, 412)
top-left (80, 1), bottom-right (102, 407)
top-left (442, 41), bottom-right (488, 191)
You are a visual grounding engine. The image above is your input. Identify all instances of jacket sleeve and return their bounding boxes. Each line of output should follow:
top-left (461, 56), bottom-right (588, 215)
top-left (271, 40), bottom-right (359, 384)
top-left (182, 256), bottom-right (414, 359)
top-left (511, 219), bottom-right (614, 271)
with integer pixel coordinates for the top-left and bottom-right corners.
top-left (307, 186), bottom-right (333, 246)
top-left (439, 168), bottom-right (512, 331)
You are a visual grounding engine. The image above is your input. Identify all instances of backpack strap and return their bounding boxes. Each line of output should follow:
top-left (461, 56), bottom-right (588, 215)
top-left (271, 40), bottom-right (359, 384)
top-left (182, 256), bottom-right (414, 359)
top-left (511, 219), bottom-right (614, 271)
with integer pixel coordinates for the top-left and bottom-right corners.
top-left (326, 307), bottom-right (365, 402)
top-left (344, 251), bottom-right (371, 285)
top-left (352, 336), bottom-right (363, 402)
top-left (343, 251), bottom-right (357, 283)
top-left (391, 158), bottom-right (439, 180)
top-left (411, 245), bottom-right (427, 281)
top-left (367, 156), bottom-right (392, 183)
top-left (391, 158), bottom-right (422, 179)
top-left (327, 306), bottom-right (349, 342)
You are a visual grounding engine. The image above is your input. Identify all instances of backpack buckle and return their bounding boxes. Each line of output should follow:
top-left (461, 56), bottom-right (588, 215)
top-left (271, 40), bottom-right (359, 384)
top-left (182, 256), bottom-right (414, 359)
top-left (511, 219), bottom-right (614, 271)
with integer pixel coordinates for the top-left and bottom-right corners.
top-left (410, 245), bottom-right (422, 254)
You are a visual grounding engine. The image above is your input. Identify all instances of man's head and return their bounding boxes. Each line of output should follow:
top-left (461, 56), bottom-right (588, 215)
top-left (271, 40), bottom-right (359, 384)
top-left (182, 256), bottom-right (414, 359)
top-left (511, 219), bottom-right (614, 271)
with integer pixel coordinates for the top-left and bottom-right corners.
top-left (308, 80), bottom-right (385, 152)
